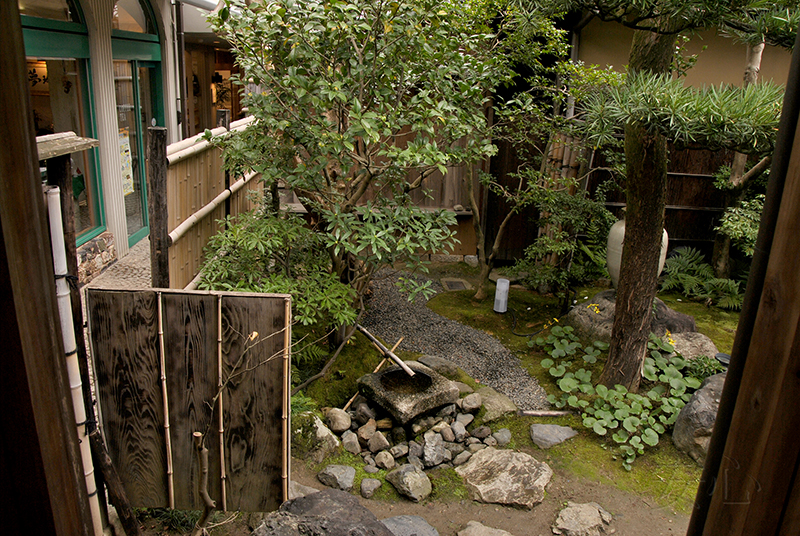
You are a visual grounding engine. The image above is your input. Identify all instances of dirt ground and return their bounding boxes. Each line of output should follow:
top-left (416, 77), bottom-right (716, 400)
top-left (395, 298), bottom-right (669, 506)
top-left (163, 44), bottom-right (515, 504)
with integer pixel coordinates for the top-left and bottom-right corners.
top-left (289, 458), bottom-right (690, 536)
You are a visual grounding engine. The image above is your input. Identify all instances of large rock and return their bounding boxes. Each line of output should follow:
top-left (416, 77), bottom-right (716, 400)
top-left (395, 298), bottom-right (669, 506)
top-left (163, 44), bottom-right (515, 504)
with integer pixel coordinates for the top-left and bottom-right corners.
top-left (381, 515), bottom-right (439, 536)
top-left (553, 502), bottom-right (613, 536)
top-left (423, 430), bottom-right (447, 467)
top-left (564, 290), bottom-right (696, 343)
top-left (670, 332), bottom-right (719, 361)
top-left (325, 408), bottom-right (352, 434)
top-left (476, 387), bottom-right (517, 423)
top-left (455, 448), bottom-right (552, 509)
top-left (530, 424), bottom-right (578, 449)
top-left (458, 521), bottom-right (515, 536)
top-left (673, 373), bottom-right (726, 464)
top-left (291, 413), bottom-right (341, 464)
top-left (358, 361), bottom-right (460, 425)
top-left (386, 464), bottom-right (433, 503)
top-left (253, 488), bottom-right (394, 536)
top-left (418, 355), bottom-right (461, 379)
top-left (317, 465), bottom-right (355, 491)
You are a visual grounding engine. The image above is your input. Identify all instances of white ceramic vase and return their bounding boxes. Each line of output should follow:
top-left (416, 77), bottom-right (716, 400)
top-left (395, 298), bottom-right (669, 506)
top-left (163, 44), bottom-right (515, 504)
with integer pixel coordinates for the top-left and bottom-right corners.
top-left (606, 217), bottom-right (669, 289)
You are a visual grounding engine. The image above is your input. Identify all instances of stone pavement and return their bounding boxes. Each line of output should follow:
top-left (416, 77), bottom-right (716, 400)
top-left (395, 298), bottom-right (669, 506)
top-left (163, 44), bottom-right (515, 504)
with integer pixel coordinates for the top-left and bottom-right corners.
top-left (84, 237), bottom-right (152, 290)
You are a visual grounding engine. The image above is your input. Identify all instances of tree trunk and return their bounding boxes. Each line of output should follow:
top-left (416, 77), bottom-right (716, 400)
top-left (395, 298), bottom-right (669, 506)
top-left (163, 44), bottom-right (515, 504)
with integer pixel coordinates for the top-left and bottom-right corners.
top-left (712, 41), bottom-right (764, 278)
top-left (598, 27), bottom-right (675, 391)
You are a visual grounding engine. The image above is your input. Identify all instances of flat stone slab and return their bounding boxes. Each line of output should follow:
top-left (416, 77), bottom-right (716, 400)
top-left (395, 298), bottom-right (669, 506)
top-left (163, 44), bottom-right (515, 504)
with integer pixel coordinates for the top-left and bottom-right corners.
top-left (476, 386), bottom-right (517, 422)
top-left (530, 424), bottom-right (578, 449)
top-left (458, 521), bottom-right (515, 536)
top-left (553, 501), bottom-right (612, 536)
top-left (455, 447), bottom-right (552, 509)
top-left (382, 515), bottom-right (439, 536)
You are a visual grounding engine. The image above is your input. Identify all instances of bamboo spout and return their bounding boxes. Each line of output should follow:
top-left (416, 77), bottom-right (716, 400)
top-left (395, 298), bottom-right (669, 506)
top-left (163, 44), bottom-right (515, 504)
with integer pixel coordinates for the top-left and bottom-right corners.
top-left (356, 324), bottom-right (414, 377)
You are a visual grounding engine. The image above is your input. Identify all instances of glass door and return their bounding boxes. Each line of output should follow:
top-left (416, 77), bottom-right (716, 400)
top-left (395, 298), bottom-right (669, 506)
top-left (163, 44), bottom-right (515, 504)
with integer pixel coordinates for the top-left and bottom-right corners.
top-left (114, 60), bottom-right (161, 247)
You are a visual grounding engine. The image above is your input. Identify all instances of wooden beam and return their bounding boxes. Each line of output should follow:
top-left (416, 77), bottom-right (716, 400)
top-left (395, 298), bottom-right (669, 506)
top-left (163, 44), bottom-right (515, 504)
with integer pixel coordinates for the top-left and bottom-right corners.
top-left (148, 127), bottom-right (170, 288)
top-left (0, 4), bottom-right (93, 535)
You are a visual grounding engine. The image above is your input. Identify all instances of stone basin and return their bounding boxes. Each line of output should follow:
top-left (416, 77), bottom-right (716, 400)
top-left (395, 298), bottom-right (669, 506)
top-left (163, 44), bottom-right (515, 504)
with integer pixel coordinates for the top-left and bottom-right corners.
top-left (357, 361), bottom-right (459, 425)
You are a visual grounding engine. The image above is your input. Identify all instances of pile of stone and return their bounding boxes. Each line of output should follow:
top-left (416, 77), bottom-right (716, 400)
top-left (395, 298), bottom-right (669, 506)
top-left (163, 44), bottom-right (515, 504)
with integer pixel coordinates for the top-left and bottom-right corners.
top-left (319, 387), bottom-right (514, 502)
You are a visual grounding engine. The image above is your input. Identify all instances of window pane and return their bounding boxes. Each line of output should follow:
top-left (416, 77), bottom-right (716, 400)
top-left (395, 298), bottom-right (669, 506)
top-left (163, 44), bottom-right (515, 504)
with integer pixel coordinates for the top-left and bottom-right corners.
top-left (29, 58), bottom-right (98, 236)
top-left (113, 0), bottom-right (154, 34)
top-left (19, 0), bottom-right (80, 22)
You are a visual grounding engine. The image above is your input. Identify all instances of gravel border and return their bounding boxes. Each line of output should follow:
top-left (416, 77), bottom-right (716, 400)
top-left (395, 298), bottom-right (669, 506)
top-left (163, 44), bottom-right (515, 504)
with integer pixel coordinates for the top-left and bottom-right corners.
top-left (362, 270), bottom-right (549, 411)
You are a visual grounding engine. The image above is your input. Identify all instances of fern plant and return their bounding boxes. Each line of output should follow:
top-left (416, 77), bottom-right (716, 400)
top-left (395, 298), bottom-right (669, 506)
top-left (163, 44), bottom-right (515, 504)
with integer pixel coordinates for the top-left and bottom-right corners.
top-left (660, 247), bottom-right (743, 310)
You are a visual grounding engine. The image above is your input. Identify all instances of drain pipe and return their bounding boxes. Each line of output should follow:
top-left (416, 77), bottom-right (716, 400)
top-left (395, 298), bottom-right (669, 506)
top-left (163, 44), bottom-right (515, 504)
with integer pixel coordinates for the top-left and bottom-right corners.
top-left (46, 187), bottom-right (104, 536)
top-left (686, 28), bottom-right (800, 535)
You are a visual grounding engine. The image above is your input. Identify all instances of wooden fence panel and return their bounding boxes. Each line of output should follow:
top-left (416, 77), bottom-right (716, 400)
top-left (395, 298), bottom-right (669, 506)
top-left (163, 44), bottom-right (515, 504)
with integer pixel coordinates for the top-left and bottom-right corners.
top-left (88, 290), bottom-right (167, 507)
top-left (221, 295), bottom-right (288, 512)
top-left (88, 289), bottom-right (290, 512)
top-left (162, 292), bottom-right (222, 509)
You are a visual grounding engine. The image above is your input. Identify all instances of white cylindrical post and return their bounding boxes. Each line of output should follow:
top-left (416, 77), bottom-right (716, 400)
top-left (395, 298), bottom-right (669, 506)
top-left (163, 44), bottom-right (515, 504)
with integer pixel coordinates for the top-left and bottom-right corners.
top-left (46, 187), bottom-right (104, 536)
top-left (494, 278), bottom-right (510, 313)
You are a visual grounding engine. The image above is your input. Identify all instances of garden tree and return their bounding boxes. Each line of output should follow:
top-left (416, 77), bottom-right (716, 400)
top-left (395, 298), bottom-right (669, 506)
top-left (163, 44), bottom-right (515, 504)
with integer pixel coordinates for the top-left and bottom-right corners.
top-left (533, 0), bottom-right (786, 390)
top-left (206, 0), bottom-right (513, 331)
top-left (711, 3), bottom-right (799, 277)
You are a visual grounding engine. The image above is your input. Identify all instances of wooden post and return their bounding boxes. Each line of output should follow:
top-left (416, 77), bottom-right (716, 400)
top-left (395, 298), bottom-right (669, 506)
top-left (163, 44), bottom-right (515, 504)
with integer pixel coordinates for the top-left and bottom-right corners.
top-left (148, 127), bottom-right (170, 288)
top-left (45, 151), bottom-right (109, 518)
top-left (0, 3), bottom-right (93, 533)
top-left (216, 110), bottom-right (232, 220)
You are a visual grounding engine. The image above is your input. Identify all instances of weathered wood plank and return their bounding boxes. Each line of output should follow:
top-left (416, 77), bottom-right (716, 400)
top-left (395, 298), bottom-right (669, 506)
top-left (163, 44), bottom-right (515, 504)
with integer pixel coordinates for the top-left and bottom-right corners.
top-left (162, 292), bottom-right (222, 509)
top-left (89, 289), bottom-right (167, 507)
top-left (221, 295), bottom-right (288, 512)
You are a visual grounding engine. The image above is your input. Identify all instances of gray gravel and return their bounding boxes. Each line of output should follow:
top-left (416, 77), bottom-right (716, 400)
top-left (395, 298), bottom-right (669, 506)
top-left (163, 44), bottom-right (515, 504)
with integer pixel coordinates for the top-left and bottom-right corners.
top-left (362, 270), bottom-right (549, 411)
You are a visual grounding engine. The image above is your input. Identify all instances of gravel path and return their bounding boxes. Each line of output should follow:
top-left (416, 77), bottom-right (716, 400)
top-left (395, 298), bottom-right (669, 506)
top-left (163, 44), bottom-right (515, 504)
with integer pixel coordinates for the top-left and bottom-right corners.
top-left (362, 270), bottom-right (549, 411)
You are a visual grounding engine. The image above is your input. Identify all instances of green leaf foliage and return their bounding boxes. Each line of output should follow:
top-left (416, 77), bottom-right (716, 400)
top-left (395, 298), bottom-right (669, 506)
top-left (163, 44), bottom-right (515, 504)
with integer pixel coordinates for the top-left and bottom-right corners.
top-left (660, 247), bottom-right (744, 310)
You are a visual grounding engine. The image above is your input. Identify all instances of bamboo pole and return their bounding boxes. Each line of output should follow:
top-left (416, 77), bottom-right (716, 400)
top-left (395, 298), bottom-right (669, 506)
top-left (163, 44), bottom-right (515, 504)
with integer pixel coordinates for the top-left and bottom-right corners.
top-left (282, 297), bottom-right (292, 503)
top-left (157, 292), bottom-right (175, 508)
top-left (343, 337), bottom-right (404, 412)
top-left (355, 325), bottom-right (414, 377)
top-left (216, 295), bottom-right (227, 511)
top-left (46, 187), bottom-right (104, 536)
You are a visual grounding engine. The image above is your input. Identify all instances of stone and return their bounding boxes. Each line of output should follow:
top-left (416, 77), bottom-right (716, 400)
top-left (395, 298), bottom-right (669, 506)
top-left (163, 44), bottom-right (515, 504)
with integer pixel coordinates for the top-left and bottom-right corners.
top-left (326, 408), bottom-right (352, 434)
top-left (390, 443), bottom-right (409, 458)
top-left (358, 361), bottom-right (460, 425)
top-left (361, 478), bottom-right (383, 499)
top-left (464, 255), bottom-right (479, 268)
top-left (382, 515), bottom-right (440, 536)
top-left (670, 332), bottom-right (720, 361)
top-left (408, 454), bottom-right (424, 471)
top-left (483, 436), bottom-right (498, 447)
top-left (354, 402), bottom-right (377, 426)
top-left (444, 441), bottom-right (465, 456)
top-left (365, 465), bottom-right (380, 474)
top-left (438, 404), bottom-right (458, 417)
top-left (457, 520), bottom-right (515, 536)
top-left (441, 426), bottom-right (456, 443)
top-left (254, 488), bottom-right (394, 536)
top-left (493, 428), bottom-right (512, 447)
top-left (341, 430), bottom-right (362, 455)
top-left (477, 387), bottom-right (517, 422)
top-left (392, 426), bottom-right (407, 444)
top-left (292, 413), bottom-right (341, 464)
top-left (386, 464), bottom-right (433, 502)
top-left (451, 421), bottom-right (468, 442)
top-left (468, 443), bottom-right (486, 453)
top-left (530, 424), bottom-right (578, 449)
top-left (456, 413), bottom-right (475, 427)
top-left (471, 425), bottom-right (492, 439)
top-left (423, 430), bottom-right (447, 467)
top-left (431, 421), bottom-right (450, 433)
top-left (317, 465), bottom-right (356, 491)
top-left (564, 290), bottom-right (696, 343)
top-left (376, 418), bottom-right (394, 430)
top-left (673, 373), bottom-right (726, 465)
top-left (358, 418), bottom-right (378, 445)
top-left (408, 440), bottom-right (424, 459)
top-left (455, 381), bottom-right (474, 395)
top-left (369, 431), bottom-right (391, 453)
top-left (375, 450), bottom-right (396, 470)
top-left (289, 480), bottom-right (320, 500)
top-left (455, 448), bottom-right (553, 509)
top-left (553, 502), bottom-right (613, 536)
top-left (418, 355), bottom-right (461, 379)
top-left (461, 393), bottom-right (483, 413)
top-left (453, 451), bottom-right (473, 466)
top-left (430, 254), bottom-right (462, 264)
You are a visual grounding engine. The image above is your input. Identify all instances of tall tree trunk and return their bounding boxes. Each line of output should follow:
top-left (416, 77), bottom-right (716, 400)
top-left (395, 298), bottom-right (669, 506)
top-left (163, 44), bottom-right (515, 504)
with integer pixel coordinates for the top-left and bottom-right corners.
top-left (712, 41), bottom-right (765, 278)
top-left (598, 27), bottom-right (675, 391)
